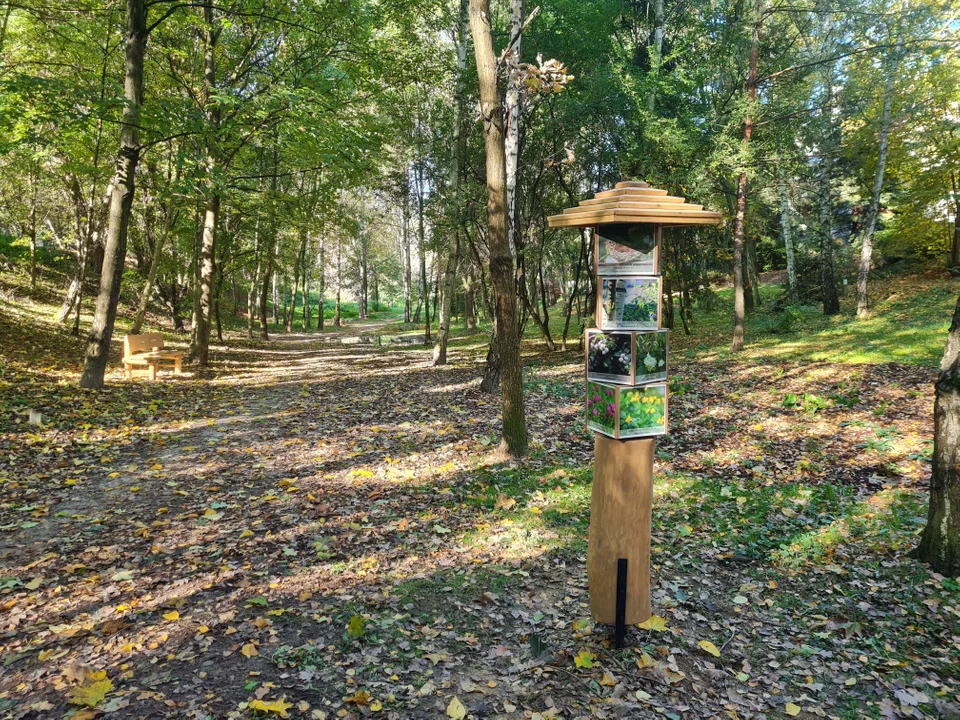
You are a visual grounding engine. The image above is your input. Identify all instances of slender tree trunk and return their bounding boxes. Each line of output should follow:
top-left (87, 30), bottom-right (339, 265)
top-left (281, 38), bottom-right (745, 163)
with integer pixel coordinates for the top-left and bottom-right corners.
top-left (318, 230), bottom-right (325, 330)
top-left (194, 0), bottom-right (221, 365)
top-left (778, 165), bottom-right (798, 303)
top-left (731, 0), bottom-right (760, 352)
top-left (561, 229), bottom-right (586, 350)
top-left (132, 203), bottom-right (176, 335)
top-left (248, 216), bottom-right (261, 339)
top-left (334, 227), bottom-right (342, 327)
top-left (647, 0), bottom-right (664, 112)
top-left (259, 251), bottom-right (272, 340)
top-left (287, 226), bottom-right (307, 332)
top-left (504, 0), bottom-right (524, 258)
top-left (951, 175), bottom-right (960, 269)
top-left (214, 266), bottom-right (224, 342)
top-left (818, 11), bottom-right (841, 316)
top-left (28, 168), bottom-right (38, 293)
top-left (470, 0), bottom-right (528, 457)
top-left (417, 161), bottom-right (431, 341)
top-left (401, 197), bottom-right (412, 322)
top-left (743, 238), bottom-right (755, 315)
top-left (464, 264), bottom-right (476, 330)
top-left (80, 0), bottom-right (147, 389)
top-left (434, 3), bottom-right (467, 365)
top-left (302, 236), bottom-right (311, 330)
top-left (916, 295), bottom-right (960, 575)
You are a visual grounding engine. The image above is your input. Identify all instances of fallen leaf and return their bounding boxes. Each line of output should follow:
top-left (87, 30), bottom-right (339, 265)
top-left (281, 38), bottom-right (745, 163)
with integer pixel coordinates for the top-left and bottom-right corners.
top-left (447, 696), bottom-right (466, 719)
top-left (599, 670), bottom-right (617, 687)
top-left (637, 615), bottom-right (668, 631)
top-left (249, 698), bottom-right (293, 717)
top-left (574, 650), bottom-right (594, 668)
top-left (698, 640), bottom-right (721, 657)
top-left (162, 610), bottom-right (179, 622)
top-left (785, 702), bottom-right (801, 716)
top-left (67, 670), bottom-right (112, 707)
top-left (241, 642), bottom-right (259, 658)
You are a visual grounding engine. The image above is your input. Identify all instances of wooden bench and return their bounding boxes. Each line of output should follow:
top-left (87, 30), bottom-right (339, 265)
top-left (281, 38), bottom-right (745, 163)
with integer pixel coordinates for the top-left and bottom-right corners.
top-left (123, 333), bottom-right (183, 380)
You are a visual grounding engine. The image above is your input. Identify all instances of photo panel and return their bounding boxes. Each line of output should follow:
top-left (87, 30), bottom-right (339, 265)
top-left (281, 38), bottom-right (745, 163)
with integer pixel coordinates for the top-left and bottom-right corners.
top-left (586, 330), bottom-right (634, 384)
top-left (585, 381), bottom-right (668, 439)
top-left (586, 381), bottom-right (618, 438)
top-left (595, 223), bottom-right (659, 276)
top-left (634, 330), bottom-right (668, 384)
top-left (598, 276), bottom-right (661, 331)
top-left (617, 384), bottom-right (668, 439)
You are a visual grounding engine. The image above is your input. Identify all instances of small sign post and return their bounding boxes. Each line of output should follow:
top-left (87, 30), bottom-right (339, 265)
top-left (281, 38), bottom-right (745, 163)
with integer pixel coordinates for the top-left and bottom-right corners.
top-left (548, 181), bottom-right (721, 644)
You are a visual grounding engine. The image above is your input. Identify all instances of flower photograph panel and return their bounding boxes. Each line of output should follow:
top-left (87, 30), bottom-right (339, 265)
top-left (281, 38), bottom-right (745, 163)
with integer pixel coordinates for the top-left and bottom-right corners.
top-left (599, 277), bottom-right (661, 331)
top-left (619, 384), bottom-right (667, 438)
top-left (595, 223), bottom-right (658, 276)
top-left (586, 381), bottom-right (617, 436)
top-left (635, 330), bottom-right (668, 383)
top-left (587, 330), bottom-right (634, 384)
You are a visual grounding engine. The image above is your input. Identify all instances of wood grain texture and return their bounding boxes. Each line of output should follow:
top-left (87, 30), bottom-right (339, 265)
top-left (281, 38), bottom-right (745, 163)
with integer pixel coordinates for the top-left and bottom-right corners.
top-left (587, 434), bottom-right (654, 624)
top-left (546, 181), bottom-right (721, 228)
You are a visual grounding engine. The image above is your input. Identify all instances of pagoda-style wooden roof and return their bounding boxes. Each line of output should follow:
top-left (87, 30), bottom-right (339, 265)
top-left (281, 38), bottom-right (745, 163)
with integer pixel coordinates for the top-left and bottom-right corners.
top-left (547, 181), bottom-right (722, 228)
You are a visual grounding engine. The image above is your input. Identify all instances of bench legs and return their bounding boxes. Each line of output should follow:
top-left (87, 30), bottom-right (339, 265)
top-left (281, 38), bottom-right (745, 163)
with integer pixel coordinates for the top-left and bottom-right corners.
top-left (148, 362), bottom-right (157, 381)
top-left (174, 357), bottom-right (182, 374)
top-left (125, 364), bottom-right (133, 380)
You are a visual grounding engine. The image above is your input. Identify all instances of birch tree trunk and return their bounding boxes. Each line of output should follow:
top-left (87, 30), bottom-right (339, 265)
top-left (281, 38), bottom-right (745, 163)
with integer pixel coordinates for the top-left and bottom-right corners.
top-left (857, 49), bottom-right (898, 318)
top-left (778, 165), bottom-right (798, 303)
top-left (647, 0), bottom-right (664, 112)
top-left (818, 9), bottom-right (841, 317)
top-left (318, 229), bottom-right (325, 330)
top-left (80, 0), bottom-right (147, 389)
top-left (470, 0), bottom-right (528, 457)
top-left (433, 0), bottom-right (468, 366)
top-left (504, 0), bottom-right (524, 258)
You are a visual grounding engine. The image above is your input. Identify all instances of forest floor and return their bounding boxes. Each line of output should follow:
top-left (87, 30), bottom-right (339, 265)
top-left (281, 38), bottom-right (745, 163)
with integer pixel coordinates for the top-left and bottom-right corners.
top-left (0, 270), bottom-right (959, 720)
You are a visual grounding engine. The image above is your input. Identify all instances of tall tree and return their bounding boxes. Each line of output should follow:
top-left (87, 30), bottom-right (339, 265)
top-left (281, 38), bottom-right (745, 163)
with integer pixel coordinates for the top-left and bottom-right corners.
top-left (80, 0), bottom-right (147, 389)
top-left (915, 295), bottom-right (960, 575)
top-left (434, 0), bottom-right (469, 366)
top-left (469, 0), bottom-right (528, 457)
top-left (731, 0), bottom-right (761, 352)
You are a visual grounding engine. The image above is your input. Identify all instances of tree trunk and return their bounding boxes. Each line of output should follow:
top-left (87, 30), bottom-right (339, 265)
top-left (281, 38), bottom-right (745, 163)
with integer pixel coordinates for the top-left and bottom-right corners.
top-left (647, 0), bottom-right (664, 112)
top-left (80, 0), bottom-right (147, 389)
top-left (434, 3), bottom-right (467, 365)
top-left (318, 230), bottom-right (325, 330)
top-left (417, 160), bottom-right (431, 341)
top-left (302, 235), bottom-right (311, 330)
top-left (504, 0), bottom-right (524, 258)
top-left (259, 251), bottom-right (272, 340)
top-left (334, 226), bottom-right (342, 327)
top-left (818, 10), bottom-right (841, 317)
top-left (951, 175), bottom-right (960, 269)
top-left (915, 295), bottom-right (960, 575)
top-left (778, 165), bottom-right (798, 303)
top-left (194, 0), bottom-right (221, 365)
top-left (132, 203), bottom-right (175, 334)
top-left (470, 0), bottom-right (528, 457)
top-left (730, 0), bottom-right (760, 352)
top-left (28, 168), bottom-right (38, 293)
top-left (287, 226), bottom-right (307, 332)
top-left (743, 238), bottom-right (755, 316)
top-left (857, 56), bottom-right (898, 318)
top-left (561, 228), bottom-right (587, 350)
top-left (402, 195), bottom-right (412, 323)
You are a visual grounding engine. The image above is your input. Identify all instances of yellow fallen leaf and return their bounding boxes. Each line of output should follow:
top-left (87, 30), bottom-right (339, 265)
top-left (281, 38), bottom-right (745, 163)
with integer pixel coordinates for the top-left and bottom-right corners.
top-left (785, 702), bottom-right (801, 716)
top-left (67, 670), bottom-right (112, 707)
top-left (637, 615), bottom-right (667, 632)
top-left (574, 650), bottom-right (594, 668)
top-left (369, 700), bottom-right (382, 711)
top-left (599, 671), bottom-right (617, 687)
top-left (240, 529), bottom-right (254, 538)
top-left (162, 611), bottom-right (179, 622)
top-left (241, 642), bottom-right (259, 658)
top-left (248, 698), bottom-right (293, 717)
top-left (698, 640), bottom-right (721, 658)
top-left (446, 696), bottom-right (466, 719)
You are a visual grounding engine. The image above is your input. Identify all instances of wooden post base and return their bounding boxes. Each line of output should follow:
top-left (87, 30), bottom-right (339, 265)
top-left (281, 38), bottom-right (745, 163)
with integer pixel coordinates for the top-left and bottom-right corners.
top-left (587, 434), bottom-right (653, 625)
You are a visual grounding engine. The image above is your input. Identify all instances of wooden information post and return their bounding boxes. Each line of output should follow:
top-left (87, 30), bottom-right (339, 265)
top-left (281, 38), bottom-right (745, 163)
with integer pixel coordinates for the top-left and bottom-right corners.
top-left (548, 181), bottom-right (720, 643)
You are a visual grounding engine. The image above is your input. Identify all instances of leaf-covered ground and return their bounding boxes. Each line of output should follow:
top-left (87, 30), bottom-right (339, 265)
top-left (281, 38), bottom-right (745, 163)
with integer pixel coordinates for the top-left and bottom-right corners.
top-left (1, 273), bottom-right (958, 720)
